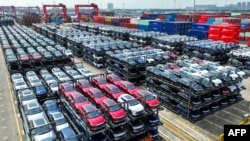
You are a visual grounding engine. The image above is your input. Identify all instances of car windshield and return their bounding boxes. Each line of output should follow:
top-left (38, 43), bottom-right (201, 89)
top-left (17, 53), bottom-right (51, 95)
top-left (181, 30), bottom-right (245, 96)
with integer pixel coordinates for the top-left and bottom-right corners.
top-left (46, 104), bottom-right (57, 111)
top-left (94, 92), bottom-right (105, 98)
top-left (22, 94), bottom-right (35, 101)
top-left (128, 99), bottom-right (139, 106)
top-left (98, 79), bottom-right (107, 84)
top-left (36, 85), bottom-right (45, 90)
top-left (27, 107), bottom-right (42, 115)
top-left (87, 110), bottom-right (100, 118)
top-left (145, 95), bottom-right (155, 101)
top-left (111, 88), bottom-right (121, 94)
top-left (32, 124), bottom-right (51, 135)
top-left (127, 84), bottom-right (136, 90)
top-left (65, 86), bottom-right (75, 92)
top-left (109, 105), bottom-right (121, 112)
top-left (16, 82), bottom-right (25, 86)
top-left (112, 76), bottom-right (121, 81)
top-left (50, 83), bottom-right (58, 88)
top-left (74, 96), bottom-right (86, 103)
top-left (201, 78), bottom-right (209, 84)
top-left (55, 117), bottom-right (67, 125)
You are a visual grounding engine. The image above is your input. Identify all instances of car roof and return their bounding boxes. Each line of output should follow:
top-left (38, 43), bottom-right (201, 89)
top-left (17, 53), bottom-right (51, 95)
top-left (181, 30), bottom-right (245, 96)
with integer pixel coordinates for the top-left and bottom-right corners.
top-left (61, 127), bottom-right (76, 139)
top-left (33, 117), bottom-right (47, 127)
top-left (102, 99), bottom-right (116, 106)
top-left (44, 100), bottom-right (57, 106)
top-left (52, 112), bottom-right (64, 120)
top-left (82, 104), bottom-right (96, 112)
top-left (121, 81), bottom-right (132, 85)
top-left (122, 94), bottom-right (134, 100)
top-left (106, 84), bottom-right (118, 89)
top-left (27, 101), bottom-right (39, 109)
top-left (71, 92), bottom-right (84, 98)
top-left (89, 88), bottom-right (101, 93)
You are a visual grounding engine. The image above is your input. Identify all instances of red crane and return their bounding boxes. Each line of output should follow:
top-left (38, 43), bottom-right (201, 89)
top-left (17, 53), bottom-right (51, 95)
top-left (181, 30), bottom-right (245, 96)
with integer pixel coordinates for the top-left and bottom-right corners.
top-left (16, 6), bottom-right (40, 14)
top-left (43, 3), bottom-right (68, 23)
top-left (74, 3), bottom-right (98, 22)
top-left (0, 6), bottom-right (16, 17)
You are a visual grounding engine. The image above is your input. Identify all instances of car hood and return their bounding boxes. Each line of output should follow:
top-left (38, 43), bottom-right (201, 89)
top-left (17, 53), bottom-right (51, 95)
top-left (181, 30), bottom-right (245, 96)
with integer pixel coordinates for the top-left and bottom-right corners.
top-left (128, 89), bottom-right (139, 95)
top-left (146, 99), bottom-right (160, 109)
top-left (129, 104), bottom-right (144, 112)
top-left (34, 131), bottom-right (55, 141)
top-left (56, 123), bottom-right (70, 132)
top-left (110, 109), bottom-right (126, 120)
top-left (88, 116), bottom-right (105, 126)
top-left (74, 102), bottom-right (89, 110)
top-left (96, 97), bottom-right (108, 104)
top-left (64, 90), bottom-right (77, 97)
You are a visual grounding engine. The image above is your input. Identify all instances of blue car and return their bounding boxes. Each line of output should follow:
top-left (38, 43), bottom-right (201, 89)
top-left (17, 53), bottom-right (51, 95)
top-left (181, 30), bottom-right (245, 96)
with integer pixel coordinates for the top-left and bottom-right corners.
top-left (42, 100), bottom-right (59, 117)
top-left (35, 84), bottom-right (47, 96)
top-left (59, 127), bottom-right (78, 141)
top-left (148, 114), bottom-right (160, 126)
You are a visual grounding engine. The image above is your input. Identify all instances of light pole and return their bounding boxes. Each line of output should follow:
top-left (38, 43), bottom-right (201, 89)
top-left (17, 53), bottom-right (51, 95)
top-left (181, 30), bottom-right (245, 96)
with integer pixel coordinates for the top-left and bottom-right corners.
top-left (193, 0), bottom-right (196, 22)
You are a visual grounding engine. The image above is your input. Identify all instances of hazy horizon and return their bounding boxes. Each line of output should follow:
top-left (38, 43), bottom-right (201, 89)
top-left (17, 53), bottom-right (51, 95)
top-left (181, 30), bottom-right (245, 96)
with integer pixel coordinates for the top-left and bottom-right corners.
top-left (0, 0), bottom-right (248, 9)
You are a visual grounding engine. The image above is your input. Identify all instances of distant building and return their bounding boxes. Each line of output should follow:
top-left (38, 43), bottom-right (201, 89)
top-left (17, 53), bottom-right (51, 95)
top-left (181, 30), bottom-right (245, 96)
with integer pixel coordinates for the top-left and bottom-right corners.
top-left (247, 2), bottom-right (250, 9)
top-left (194, 5), bottom-right (217, 10)
top-left (107, 3), bottom-right (114, 10)
top-left (242, 2), bottom-right (246, 10)
top-left (237, 2), bottom-right (242, 9)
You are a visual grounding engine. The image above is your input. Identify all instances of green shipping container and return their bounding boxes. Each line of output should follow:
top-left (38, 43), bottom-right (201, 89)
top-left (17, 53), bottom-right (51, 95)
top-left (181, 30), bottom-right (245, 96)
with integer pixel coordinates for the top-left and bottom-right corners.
top-left (245, 32), bottom-right (250, 37)
top-left (137, 20), bottom-right (150, 26)
top-left (231, 13), bottom-right (242, 16)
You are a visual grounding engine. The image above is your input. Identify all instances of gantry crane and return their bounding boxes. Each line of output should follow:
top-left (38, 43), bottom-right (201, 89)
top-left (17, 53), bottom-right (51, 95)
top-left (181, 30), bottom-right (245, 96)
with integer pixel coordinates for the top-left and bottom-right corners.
top-left (43, 3), bottom-right (68, 23)
top-left (0, 6), bottom-right (16, 17)
top-left (74, 3), bottom-right (98, 22)
top-left (16, 6), bottom-right (40, 15)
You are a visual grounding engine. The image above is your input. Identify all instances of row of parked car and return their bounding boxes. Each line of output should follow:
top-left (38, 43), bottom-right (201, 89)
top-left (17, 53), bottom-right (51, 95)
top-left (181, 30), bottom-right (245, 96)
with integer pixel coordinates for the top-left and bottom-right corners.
top-left (182, 40), bottom-right (240, 63)
top-left (105, 47), bottom-right (177, 85)
top-left (228, 47), bottom-right (250, 69)
top-left (57, 71), bottom-right (162, 140)
top-left (145, 58), bottom-right (248, 121)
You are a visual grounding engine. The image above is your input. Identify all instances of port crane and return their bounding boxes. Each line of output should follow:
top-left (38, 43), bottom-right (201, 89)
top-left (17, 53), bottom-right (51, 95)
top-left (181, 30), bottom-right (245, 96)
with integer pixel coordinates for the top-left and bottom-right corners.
top-left (16, 6), bottom-right (40, 14)
top-left (0, 6), bottom-right (16, 17)
top-left (74, 3), bottom-right (98, 22)
top-left (43, 3), bottom-right (68, 23)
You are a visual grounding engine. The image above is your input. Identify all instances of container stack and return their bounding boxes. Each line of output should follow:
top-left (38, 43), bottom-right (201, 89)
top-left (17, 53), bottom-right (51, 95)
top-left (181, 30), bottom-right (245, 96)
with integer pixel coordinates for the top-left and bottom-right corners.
top-left (163, 22), bottom-right (192, 35)
top-left (148, 21), bottom-right (164, 32)
top-left (208, 25), bottom-right (240, 43)
top-left (187, 23), bottom-right (210, 40)
top-left (137, 20), bottom-right (150, 31)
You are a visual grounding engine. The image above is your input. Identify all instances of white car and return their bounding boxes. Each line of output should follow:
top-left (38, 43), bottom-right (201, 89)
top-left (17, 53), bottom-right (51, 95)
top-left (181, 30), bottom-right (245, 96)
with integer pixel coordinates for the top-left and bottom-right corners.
top-left (11, 73), bottom-right (24, 82)
top-left (26, 71), bottom-right (37, 80)
top-left (50, 112), bottom-right (70, 132)
top-left (64, 49), bottom-right (73, 57)
top-left (49, 83), bottom-right (59, 93)
top-left (78, 68), bottom-right (95, 77)
top-left (23, 101), bottom-right (45, 121)
top-left (235, 82), bottom-right (246, 90)
top-left (18, 89), bottom-right (38, 106)
top-left (30, 117), bottom-right (56, 141)
top-left (43, 75), bottom-right (57, 84)
top-left (28, 77), bottom-right (42, 87)
top-left (52, 67), bottom-right (63, 75)
top-left (228, 85), bottom-right (238, 93)
top-left (118, 94), bottom-right (144, 116)
top-left (199, 73), bottom-right (222, 87)
top-left (67, 70), bottom-right (84, 79)
top-left (13, 79), bottom-right (28, 90)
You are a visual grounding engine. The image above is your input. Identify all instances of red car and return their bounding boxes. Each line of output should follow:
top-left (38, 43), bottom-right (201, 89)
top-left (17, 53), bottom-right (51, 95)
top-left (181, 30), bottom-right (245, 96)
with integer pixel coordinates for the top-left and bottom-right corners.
top-left (31, 53), bottom-right (43, 60)
top-left (103, 84), bottom-right (124, 101)
top-left (106, 74), bottom-right (123, 86)
top-left (136, 90), bottom-right (160, 110)
top-left (59, 83), bottom-right (77, 100)
top-left (78, 103), bottom-right (106, 131)
top-left (92, 77), bottom-right (109, 91)
top-left (164, 51), bottom-right (177, 60)
top-left (220, 87), bottom-right (229, 96)
top-left (117, 81), bottom-right (138, 96)
top-left (86, 88), bottom-right (108, 108)
top-left (69, 92), bottom-right (90, 112)
top-left (101, 98), bottom-right (126, 123)
top-left (19, 54), bottom-right (30, 62)
top-left (191, 57), bottom-right (205, 65)
top-left (76, 79), bottom-right (93, 94)
top-left (166, 63), bottom-right (181, 71)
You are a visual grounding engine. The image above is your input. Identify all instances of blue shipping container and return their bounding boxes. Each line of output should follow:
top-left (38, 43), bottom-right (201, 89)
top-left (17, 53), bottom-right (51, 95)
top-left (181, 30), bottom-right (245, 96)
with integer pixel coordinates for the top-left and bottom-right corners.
top-left (149, 21), bottom-right (164, 27)
top-left (191, 23), bottom-right (210, 31)
top-left (149, 26), bottom-right (162, 32)
top-left (138, 25), bottom-right (149, 31)
top-left (187, 30), bottom-right (208, 39)
top-left (111, 21), bottom-right (120, 26)
top-left (241, 23), bottom-right (248, 29)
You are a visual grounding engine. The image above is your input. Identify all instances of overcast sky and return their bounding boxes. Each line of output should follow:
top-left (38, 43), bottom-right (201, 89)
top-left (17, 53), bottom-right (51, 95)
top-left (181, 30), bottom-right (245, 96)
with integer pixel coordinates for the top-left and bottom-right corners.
top-left (0, 0), bottom-right (246, 9)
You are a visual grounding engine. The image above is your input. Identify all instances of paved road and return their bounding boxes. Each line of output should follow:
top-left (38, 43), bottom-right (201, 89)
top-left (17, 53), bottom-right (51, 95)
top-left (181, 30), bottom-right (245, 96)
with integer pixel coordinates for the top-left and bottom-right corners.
top-left (0, 46), bottom-right (24, 141)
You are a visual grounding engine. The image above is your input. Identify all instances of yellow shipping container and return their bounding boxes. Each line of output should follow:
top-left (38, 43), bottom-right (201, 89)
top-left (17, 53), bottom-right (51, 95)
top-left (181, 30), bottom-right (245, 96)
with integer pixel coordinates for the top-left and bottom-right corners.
top-left (105, 17), bottom-right (112, 22)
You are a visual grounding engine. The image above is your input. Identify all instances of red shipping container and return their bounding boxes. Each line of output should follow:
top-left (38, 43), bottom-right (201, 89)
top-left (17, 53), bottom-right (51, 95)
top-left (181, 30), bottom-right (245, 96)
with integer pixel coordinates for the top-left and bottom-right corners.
top-left (127, 23), bottom-right (137, 29)
top-left (208, 34), bottom-right (220, 41)
top-left (120, 22), bottom-right (128, 28)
